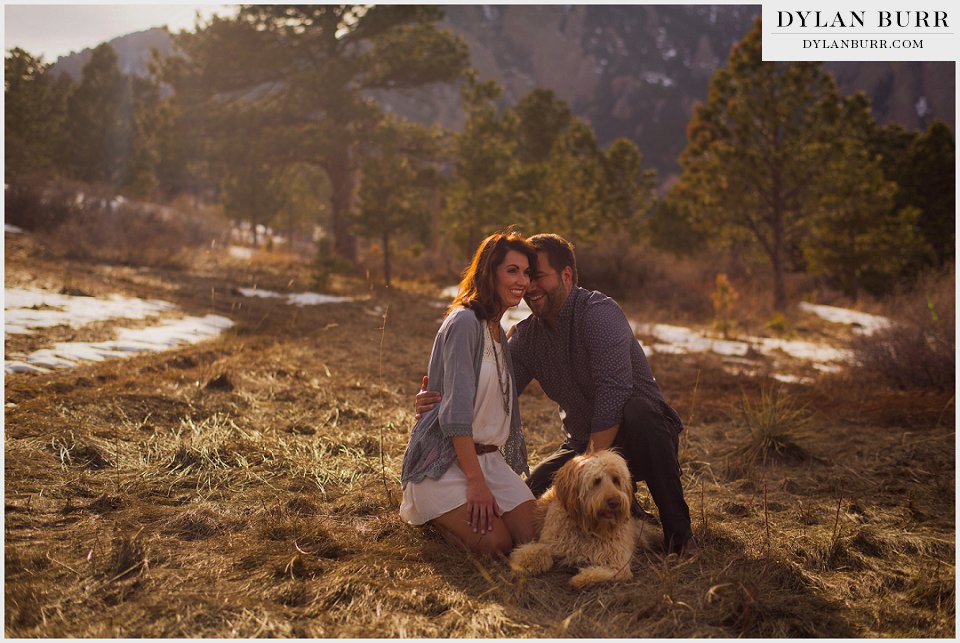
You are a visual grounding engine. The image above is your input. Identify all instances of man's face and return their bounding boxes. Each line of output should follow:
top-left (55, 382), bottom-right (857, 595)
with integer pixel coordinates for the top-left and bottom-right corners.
top-left (525, 251), bottom-right (570, 322)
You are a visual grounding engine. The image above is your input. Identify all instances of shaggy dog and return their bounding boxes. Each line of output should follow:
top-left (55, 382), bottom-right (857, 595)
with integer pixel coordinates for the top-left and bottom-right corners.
top-left (509, 450), bottom-right (655, 588)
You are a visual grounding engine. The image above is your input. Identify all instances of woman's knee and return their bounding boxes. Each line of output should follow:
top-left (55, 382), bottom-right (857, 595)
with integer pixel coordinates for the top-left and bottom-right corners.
top-left (475, 527), bottom-right (513, 558)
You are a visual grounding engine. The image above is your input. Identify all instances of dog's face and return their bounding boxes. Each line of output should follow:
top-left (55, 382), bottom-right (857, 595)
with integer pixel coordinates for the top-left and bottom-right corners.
top-left (553, 450), bottom-right (633, 534)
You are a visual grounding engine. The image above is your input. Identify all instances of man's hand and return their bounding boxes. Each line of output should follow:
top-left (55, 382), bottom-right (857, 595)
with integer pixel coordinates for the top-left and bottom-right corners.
top-left (587, 424), bottom-right (618, 454)
top-left (415, 375), bottom-right (442, 419)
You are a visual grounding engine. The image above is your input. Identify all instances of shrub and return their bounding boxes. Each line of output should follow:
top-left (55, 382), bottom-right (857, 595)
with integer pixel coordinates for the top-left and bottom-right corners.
top-left (312, 237), bottom-right (351, 290)
top-left (576, 235), bottom-right (713, 319)
top-left (729, 386), bottom-right (812, 468)
top-left (5, 177), bottom-right (227, 267)
top-left (711, 273), bottom-right (739, 337)
top-left (850, 265), bottom-right (954, 391)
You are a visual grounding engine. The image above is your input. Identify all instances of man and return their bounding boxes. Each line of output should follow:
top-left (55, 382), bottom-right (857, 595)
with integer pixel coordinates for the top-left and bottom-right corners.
top-left (418, 234), bottom-right (696, 555)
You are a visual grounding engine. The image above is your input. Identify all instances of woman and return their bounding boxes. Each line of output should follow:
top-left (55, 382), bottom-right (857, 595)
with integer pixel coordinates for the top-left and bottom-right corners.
top-left (400, 230), bottom-right (537, 557)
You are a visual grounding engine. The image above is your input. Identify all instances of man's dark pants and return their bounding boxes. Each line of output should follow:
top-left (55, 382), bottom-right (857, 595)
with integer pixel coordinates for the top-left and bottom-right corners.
top-left (525, 396), bottom-right (693, 553)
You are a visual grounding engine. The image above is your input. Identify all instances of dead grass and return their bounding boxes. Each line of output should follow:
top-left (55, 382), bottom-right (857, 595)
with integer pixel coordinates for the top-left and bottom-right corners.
top-left (727, 385), bottom-right (813, 470)
top-left (5, 176), bottom-right (228, 268)
top-left (851, 265), bottom-right (954, 391)
top-left (3, 230), bottom-right (955, 637)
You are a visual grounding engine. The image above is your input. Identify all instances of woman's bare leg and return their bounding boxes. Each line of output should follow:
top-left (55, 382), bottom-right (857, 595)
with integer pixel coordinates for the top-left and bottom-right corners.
top-left (501, 499), bottom-right (535, 545)
top-left (430, 504), bottom-right (513, 558)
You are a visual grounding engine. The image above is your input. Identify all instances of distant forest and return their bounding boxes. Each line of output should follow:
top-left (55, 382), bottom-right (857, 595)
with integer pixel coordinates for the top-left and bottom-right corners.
top-left (5, 6), bottom-right (954, 309)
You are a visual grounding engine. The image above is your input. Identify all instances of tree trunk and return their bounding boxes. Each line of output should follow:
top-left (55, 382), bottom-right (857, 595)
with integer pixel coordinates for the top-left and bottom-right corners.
top-left (327, 152), bottom-right (358, 265)
top-left (382, 231), bottom-right (392, 287)
top-left (771, 211), bottom-right (787, 312)
top-left (772, 260), bottom-right (787, 312)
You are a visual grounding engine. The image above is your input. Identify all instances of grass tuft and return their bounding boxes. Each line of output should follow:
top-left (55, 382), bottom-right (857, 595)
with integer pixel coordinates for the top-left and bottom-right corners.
top-left (728, 386), bottom-right (812, 469)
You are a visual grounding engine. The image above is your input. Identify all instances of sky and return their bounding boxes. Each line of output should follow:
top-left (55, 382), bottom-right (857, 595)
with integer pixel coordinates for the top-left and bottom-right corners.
top-left (4, 3), bottom-right (236, 62)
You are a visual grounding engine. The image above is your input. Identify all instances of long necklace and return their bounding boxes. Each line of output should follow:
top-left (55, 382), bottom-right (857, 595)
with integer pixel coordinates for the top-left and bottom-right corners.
top-left (488, 322), bottom-right (511, 415)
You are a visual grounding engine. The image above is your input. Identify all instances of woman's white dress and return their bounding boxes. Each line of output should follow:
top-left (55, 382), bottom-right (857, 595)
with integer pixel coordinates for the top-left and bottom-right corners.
top-left (399, 325), bottom-right (534, 525)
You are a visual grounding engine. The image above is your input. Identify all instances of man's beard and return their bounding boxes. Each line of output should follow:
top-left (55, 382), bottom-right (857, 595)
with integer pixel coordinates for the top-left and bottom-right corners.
top-left (532, 283), bottom-right (566, 324)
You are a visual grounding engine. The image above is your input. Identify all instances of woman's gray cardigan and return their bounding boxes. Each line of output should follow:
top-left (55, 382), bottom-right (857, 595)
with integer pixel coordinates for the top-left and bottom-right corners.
top-left (400, 306), bottom-right (529, 488)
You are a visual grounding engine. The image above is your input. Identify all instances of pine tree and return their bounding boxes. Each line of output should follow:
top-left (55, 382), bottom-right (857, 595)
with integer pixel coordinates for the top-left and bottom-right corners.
top-left (62, 44), bottom-right (133, 184)
top-left (676, 18), bottom-right (839, 311)
top-left (167, 5), bottom-right (468, 265)
top-left (444, 78), bottom-right (518, 254)
top-left (503, 87), bottom-right (571, 234)
top-left (541, 120), bottom-right (606, 242)
top-left (601, 138), bottom-right (656, 236)
top-left (804, 93), bottom-right (936, 298)
top-left (899, 120), bottom-right (955, 267)
top-left (4, 48), bottom-right (72, 178)
top-left (353, 119), bottom-right (443, 286)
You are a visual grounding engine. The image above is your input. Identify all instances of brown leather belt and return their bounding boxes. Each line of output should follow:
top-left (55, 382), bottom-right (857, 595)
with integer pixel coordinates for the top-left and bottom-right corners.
top-left (475, 443), bottom-right (498, 455)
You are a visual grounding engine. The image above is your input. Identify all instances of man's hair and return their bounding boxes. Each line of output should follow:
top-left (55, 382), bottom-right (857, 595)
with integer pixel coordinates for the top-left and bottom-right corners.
top-left (528, 233), bottom-right (577, 285)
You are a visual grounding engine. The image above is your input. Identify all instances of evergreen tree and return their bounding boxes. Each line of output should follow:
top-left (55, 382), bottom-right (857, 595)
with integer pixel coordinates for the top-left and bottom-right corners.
top-left (646, 191), bottom-right (708, 256)
top-left (122, 75), bottom-right (164, 196)
top-left (444, 78), bottom-right (518, 254)
top-left (514, 87), bottom-right (572, 164)
top-left (804, 130), bottom-right (926, 300)
top-left (4, 48), bottom-right (72, 177)
top-left (676, 19), bottom-right (839, 310)
top-left (540, 119), bottom-right (606, 242)
top-left (168, 5), bottom-right (468, 265)
top-left (273, 163), bottom-right (331, 249)
top-left (899, 120), bottom-right (955, 267)
top-left (353, 119), bottom-right (443, 285)
top-left (601, 138), bottom-right (657, 236)
top-left (804, 93), bottom-right (938, 298)
top-left (503, 87), bottom-right (572, 233)
top-left (62, 44), bottom-right (133, 184)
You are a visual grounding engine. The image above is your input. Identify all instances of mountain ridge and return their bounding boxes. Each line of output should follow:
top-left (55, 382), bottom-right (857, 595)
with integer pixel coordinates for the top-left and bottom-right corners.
top-left (49, 6), bottom-right (955, 181)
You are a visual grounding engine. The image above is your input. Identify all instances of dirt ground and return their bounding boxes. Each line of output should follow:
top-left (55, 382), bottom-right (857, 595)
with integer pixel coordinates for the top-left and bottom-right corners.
top-left (4, 232), bottom-right (955, 637)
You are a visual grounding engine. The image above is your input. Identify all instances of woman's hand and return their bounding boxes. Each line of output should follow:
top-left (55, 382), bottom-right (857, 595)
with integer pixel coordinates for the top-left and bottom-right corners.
top-left (466, 477), bottom-right (502, 535)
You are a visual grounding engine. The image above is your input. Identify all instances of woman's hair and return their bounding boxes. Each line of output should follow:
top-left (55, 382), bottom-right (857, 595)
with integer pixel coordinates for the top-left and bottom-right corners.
top-left (448, 229), bottom-right (538, 321)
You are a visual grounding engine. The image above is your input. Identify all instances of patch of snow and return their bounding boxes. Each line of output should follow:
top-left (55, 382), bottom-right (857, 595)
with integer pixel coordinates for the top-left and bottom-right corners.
top-left (632, 320), bottom-right (853, 370)
top-left (772, 373), bottom-right (813, 384)
top-left (287, 293), bottom-right (353, 306)
top-left (5, 288), bottom-right (175, 335)
top-left (5, 224), bottom-right (24, 234)
top-left (751, 336), bottom-right (852, 363)
top-left (4, 315), bottom-right (234, 374)
top-left (798, 302), bottom-right (890, 335)
top-left (632, 322), bottom-right (750, 357)
top-left (236, 288), bottom-right (352, 306)
top-left (229, 246), bottom-right (254, 260)
top-left (5, 361), bottom-right (49, 374)
top-left (237, 287), bottom-right (282, 299)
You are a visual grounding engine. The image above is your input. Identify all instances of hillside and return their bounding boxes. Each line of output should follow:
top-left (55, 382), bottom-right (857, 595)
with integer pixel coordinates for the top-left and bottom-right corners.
top-left (4, 225), bottom-right (954, 637)
top-left (48, 6), bottom-right (955, 182)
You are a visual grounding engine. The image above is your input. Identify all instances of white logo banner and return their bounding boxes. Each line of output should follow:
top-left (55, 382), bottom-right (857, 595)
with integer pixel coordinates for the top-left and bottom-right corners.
top-left (763, 0), bottom-right (957, 60)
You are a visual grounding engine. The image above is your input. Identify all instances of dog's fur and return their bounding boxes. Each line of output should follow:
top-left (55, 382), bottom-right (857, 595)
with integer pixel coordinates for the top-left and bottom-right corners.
top-left (510, 450), bottom-right (656, 588)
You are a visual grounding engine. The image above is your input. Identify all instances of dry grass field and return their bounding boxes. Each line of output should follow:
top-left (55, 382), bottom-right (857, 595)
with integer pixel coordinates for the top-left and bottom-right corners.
top-left (4, 231), bottom-right (955, 637)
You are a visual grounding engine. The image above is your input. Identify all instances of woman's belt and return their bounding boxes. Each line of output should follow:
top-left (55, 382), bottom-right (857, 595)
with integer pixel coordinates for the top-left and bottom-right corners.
top-left (474, 443), bottom-right (499, 455)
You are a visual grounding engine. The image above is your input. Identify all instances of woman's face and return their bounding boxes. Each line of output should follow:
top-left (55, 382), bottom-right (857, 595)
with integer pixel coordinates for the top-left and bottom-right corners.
top-left (494, 249), bottom-right (531, 311)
